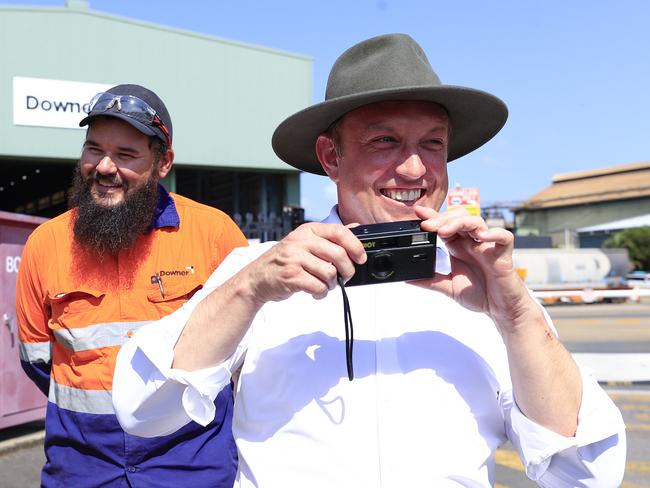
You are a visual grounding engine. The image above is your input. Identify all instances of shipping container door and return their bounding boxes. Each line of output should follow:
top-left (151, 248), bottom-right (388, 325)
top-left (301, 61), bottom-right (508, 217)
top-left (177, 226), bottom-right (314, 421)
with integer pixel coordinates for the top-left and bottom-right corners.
top-left (0, 243), bottom-right (46, 429)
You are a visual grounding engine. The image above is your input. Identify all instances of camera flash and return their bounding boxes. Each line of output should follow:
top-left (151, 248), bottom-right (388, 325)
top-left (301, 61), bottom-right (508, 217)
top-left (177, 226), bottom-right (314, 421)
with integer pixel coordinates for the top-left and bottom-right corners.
top-left (411, 233), bottom-right (429, 245)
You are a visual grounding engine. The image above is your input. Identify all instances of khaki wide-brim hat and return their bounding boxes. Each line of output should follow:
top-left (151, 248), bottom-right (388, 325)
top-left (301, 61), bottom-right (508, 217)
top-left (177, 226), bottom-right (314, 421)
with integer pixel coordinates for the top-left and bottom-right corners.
top-left (272, 33), bottom-right (508, 176)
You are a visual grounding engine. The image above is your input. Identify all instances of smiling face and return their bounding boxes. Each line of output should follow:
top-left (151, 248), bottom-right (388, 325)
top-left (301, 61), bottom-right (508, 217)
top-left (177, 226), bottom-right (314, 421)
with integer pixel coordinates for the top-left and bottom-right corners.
top-left (70, 116), bottom-right (174, 256)
top-left (80, 117), bottom-right (172, 206)
top-left (316, 100), bottom-right (450, 225)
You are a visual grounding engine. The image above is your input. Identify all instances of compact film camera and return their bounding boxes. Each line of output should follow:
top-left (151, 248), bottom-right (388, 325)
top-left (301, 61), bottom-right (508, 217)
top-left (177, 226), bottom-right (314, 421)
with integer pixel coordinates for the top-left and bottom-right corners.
top-left (345, 220), bottom-right (436, 287)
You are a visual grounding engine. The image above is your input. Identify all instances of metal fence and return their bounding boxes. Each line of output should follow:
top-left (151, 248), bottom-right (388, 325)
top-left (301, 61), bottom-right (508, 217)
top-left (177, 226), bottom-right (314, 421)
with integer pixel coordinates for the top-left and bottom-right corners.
top-left (233, 206), bottom-right (305, 242)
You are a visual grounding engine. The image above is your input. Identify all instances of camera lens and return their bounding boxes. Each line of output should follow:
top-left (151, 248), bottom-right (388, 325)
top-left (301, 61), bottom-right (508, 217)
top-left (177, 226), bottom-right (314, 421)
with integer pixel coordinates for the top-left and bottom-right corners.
top-left (370, 252), bottom-right (395, 280)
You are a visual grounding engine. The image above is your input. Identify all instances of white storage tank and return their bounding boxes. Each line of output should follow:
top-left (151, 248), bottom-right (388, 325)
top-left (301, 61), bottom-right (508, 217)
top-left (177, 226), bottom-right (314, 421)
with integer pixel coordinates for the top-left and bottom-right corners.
top-left (512, 248), bottom-right (630, 290)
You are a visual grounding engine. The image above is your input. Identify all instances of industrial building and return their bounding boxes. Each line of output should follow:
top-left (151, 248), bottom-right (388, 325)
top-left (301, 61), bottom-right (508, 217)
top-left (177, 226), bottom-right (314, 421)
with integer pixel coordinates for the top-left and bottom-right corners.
top-left (514, 161), bottom-right (650, 247)
top-left (0, 1), bottom-right (310, 232)
top-left (577, 213), bottom-right (650, 248)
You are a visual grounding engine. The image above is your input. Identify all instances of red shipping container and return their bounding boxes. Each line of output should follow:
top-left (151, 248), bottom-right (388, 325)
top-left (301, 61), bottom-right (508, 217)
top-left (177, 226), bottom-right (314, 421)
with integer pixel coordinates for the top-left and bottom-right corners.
top-left (0, 211), bottom-right (48, 430)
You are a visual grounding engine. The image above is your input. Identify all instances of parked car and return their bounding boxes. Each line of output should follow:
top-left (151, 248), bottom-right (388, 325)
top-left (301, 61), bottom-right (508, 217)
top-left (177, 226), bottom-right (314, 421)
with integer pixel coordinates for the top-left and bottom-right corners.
top-left (626, 271), bottom-right (650, 286)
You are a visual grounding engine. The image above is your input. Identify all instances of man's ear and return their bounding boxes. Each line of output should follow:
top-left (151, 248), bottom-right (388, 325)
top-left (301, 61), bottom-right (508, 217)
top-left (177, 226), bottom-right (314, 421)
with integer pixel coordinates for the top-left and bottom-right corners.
top-left (315, 134), bottom-right (340, 182)
top-left (158, 148), bottom-right (174, 179)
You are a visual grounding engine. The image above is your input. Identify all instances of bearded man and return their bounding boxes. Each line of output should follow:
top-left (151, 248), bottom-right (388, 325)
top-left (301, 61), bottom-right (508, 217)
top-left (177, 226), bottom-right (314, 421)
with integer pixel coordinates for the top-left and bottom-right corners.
top-left (16, 84), bottom-right (247, 488)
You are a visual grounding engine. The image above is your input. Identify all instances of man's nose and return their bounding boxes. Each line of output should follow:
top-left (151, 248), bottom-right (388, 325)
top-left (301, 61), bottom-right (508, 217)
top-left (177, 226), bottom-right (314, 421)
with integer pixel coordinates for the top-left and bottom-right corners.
top-left (395, 152), bottom-right (427, 180)
top-left (96, 155), bottom-right (118, 175)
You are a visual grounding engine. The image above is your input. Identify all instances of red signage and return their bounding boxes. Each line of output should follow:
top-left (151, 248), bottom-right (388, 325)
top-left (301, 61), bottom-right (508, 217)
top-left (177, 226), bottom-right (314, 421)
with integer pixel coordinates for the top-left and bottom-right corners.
top-left (447, 187), bottom-right (480, 216)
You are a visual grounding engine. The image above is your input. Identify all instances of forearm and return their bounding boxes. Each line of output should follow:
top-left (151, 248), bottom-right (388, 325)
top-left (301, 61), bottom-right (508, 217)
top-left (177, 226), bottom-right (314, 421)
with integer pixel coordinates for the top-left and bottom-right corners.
top-left (174, 223), bottom-right (366, 370)
top-left (499, 301), bottom-right (581, 437)
top-left (115, 281), bottom-right (249, 436)
top-left (173, 268), bottom-right (263, 371)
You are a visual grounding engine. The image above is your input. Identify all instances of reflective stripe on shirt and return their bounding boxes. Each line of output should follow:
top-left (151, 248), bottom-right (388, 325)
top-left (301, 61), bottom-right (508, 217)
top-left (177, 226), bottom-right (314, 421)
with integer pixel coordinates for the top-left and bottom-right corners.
top-left (49, 381), bottom-right (115, 414)
top-left (52, 321), bottom-right (152, 352)
top-left (19, 340), bottom-right (51, 363)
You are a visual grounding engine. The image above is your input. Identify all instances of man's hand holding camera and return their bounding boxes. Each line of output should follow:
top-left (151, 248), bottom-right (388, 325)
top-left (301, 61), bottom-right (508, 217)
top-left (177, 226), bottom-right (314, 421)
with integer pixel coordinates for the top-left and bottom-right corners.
top-left (241, 222), bottom-right (366, 303)
top-left (174, 223), bottom-right (366, 371)
top-left (411, 205), bottom-right (536, 330)
top-left (411, 205), bottom-right (581, 435)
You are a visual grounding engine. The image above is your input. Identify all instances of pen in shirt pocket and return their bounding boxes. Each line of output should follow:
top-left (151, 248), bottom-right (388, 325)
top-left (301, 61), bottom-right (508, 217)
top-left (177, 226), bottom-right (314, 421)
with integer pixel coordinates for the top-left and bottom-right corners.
top-left (151, 273), bottom-right (165, 299)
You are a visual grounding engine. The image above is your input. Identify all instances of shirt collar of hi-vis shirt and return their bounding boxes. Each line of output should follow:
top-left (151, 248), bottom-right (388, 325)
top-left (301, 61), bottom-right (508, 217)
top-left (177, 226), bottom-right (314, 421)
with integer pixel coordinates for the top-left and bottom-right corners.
top-left (152, 184), bottom-right (180, 229)
top-left (321, 205), bottom-right (452, 275)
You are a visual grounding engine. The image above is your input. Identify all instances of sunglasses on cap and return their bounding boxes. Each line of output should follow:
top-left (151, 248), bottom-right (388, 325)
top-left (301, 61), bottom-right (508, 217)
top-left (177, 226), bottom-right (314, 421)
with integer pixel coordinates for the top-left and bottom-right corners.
top-left (86, 92), bottom-right (172, 147)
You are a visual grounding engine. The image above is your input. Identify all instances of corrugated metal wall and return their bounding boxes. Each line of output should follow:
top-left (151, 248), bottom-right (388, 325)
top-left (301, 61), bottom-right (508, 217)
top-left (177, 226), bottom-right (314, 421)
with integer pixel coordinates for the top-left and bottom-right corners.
top-left (0, 4), bottom-right (312, 172)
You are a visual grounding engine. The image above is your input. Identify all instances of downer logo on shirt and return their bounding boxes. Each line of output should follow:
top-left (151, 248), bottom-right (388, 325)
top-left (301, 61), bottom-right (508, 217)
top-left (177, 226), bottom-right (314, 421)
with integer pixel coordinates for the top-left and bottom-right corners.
top-left (160, 270), bottom-right (189, 277)
top-left (158, 266), bottom-right (195, 277)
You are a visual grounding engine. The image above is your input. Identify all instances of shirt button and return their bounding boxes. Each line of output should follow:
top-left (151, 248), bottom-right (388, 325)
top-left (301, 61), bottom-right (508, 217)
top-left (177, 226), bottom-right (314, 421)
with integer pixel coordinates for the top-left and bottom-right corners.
top-left (127, 466), bottom-right (136, 473)
top-left (127, 330), bottom-right (134, 338)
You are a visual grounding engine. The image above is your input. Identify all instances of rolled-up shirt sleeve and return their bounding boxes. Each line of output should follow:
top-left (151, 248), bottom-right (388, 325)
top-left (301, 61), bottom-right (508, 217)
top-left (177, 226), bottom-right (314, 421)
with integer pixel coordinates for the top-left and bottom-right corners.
top-left (502, 362), bottom-right (626, 487)
top-left (113, 244), bottom-right (269, 438)
top-left (499, 301), bottom-right (627, 486)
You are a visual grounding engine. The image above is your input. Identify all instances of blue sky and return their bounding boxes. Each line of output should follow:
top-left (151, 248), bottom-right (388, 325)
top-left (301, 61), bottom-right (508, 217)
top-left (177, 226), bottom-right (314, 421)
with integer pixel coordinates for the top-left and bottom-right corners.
top-left (10, 0), bottom-right (650, 220)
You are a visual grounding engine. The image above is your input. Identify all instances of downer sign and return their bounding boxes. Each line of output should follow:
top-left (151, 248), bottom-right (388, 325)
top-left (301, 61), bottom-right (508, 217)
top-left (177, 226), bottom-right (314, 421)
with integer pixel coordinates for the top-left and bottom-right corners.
top-left (13, 76), bottom-right (112, 129)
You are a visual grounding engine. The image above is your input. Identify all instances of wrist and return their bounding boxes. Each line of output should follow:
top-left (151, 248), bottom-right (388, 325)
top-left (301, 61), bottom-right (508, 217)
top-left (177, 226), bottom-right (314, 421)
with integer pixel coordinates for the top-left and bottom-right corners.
top-left (488, 281), bottom-right (547, 337)
top-left (495, 303), bottom-right (547, 339)
top-left (226, 270), bottom-right (267, 312)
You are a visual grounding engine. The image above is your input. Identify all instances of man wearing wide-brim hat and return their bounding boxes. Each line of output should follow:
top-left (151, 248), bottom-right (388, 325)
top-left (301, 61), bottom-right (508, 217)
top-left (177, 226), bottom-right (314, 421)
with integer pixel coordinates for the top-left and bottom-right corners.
top-left (113, 34), bottom-right (625, 487)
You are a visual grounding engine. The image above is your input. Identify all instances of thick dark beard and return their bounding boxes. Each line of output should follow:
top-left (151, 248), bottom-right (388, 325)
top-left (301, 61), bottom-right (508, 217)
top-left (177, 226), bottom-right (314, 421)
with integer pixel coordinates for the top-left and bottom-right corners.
top-left (68, 165), bottom-right (160, 258)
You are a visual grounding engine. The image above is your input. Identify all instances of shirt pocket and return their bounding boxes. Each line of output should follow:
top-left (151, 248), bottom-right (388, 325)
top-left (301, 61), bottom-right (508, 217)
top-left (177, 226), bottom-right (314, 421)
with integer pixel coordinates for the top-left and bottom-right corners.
top-left (48, 288), bottom-right (106, 320)
top-left (48, 288), bottom-right (107, 366)
top-left (146, 276), bottom-right (203, 317)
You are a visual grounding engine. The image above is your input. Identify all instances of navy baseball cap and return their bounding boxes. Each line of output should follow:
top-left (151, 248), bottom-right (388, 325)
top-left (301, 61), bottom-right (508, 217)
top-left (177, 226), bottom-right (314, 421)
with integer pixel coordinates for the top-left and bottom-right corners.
top-left (79, 84), bottom-right (173, 146)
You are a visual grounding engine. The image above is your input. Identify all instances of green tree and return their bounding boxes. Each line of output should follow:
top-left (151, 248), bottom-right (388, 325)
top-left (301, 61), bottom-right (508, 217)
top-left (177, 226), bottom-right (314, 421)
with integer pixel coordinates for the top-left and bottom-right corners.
top-left (604, 226), bottom-right (650, 271)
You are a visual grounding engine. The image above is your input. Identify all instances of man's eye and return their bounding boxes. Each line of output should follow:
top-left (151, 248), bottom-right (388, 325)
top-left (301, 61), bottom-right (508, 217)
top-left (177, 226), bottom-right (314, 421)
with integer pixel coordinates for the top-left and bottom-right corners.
top-left (425, 139), bottom-right (444, 147)
top-left (119, 153), bottom-right (135, 159)
top-left (374, 136), bottom-right (395, 143)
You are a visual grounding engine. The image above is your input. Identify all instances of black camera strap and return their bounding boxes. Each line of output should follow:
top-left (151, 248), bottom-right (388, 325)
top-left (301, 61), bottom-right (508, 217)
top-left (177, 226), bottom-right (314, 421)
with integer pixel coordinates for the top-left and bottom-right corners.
top-left (337, 275), bottom-right (354, 381)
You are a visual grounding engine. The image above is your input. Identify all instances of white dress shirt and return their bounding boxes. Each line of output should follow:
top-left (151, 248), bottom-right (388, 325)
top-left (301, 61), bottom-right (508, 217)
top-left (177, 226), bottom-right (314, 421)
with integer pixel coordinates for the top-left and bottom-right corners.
top-left (113, 208), bottom-right (626, 487)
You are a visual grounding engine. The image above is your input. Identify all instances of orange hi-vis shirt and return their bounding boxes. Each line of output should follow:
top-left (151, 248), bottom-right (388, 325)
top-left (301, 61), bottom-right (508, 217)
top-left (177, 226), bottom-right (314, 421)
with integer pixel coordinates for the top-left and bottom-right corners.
top-left (17, 191), bottom-right (248, 410)
top-left (16, 189), bottom-right (248, 487)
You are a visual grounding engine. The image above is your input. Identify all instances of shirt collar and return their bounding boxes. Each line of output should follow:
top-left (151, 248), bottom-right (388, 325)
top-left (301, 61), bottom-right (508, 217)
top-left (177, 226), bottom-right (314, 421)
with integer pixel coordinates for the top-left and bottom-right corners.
top-left (152, 184), bottom-right (180, 229)
top-left (321, 205), bottom-right (451, 275)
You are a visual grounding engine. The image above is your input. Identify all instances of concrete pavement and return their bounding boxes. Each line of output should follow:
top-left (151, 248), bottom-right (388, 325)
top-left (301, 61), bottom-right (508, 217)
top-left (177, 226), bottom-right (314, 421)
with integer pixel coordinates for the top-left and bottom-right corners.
top-left (574, 353), bottom-right (650, 383)
top-left (0, 423), bottom-right (44, 456)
